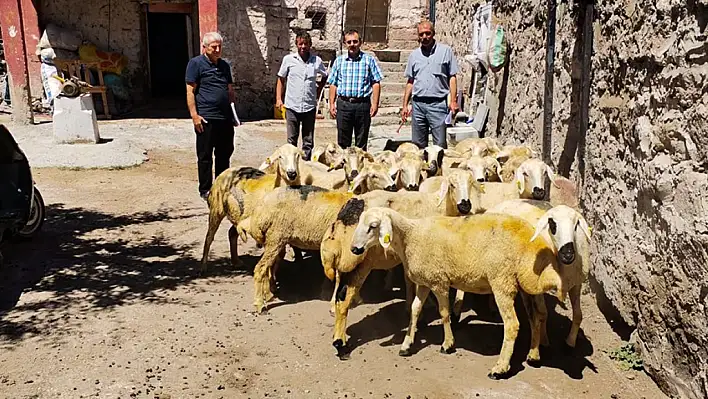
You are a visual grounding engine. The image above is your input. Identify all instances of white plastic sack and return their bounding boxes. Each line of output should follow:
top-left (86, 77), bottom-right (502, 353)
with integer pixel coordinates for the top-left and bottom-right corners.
top-left (471, 2), bottom-right (493, 70)
top-left (36, 23), bottom-right (83, 53)
top-left (40, 62), bottom-right (62, 105)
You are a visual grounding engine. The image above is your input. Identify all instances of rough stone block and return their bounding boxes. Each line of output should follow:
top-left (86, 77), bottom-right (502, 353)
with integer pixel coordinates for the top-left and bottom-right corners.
top-left (52, 94), bottom-right (100, 144)
top-left (290, 19), bottom-right (312, 30)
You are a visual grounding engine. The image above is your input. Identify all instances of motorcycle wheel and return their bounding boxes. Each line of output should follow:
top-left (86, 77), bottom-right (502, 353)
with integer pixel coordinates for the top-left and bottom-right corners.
top-left (17, 186), bottom-right (45, 238)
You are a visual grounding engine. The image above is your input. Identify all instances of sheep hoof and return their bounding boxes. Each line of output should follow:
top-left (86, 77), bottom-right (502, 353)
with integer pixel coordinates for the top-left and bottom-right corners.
top-left (440, 345), bottom-right (456, 355)
top-left (333, 339), bottom-right (350, 360)
top-left (562, 342), bottom-right (576, 354)
top-left (450, 313), bottom-right (461, 328)
top-left (526, 358), bottom-right (542, 368)
top-left (398, 348), bottom-right (412, 357)
top-left (487, 371), bottom-right (508, 380)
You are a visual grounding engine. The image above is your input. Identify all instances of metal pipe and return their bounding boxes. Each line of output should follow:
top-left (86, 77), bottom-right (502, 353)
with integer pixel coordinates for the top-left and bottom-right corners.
top-left (429, 0), bottom-right (436, 23)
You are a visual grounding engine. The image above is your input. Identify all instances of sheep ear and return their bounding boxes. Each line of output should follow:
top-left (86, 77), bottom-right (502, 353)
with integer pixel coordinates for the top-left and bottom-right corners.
top-left (437, 180), bottom-right (450, 206)
top-left (259, 155), bottom-right (278, 171)
top-left (578, 216), bottom-right (592, 240)
top-left (458, 161), bottom-right (469, 170)
top-left (378, 215), bottom-right (393, 249)
top-left (444, 149), bottom-right (463, 158)
top-left (531, 215), bottom-right (549, 243)
top-left (349, 172), bottom-right (367, 193)
top-left (545, 165), bottom-right (557, 187)
top-left (364, 152), bottom-right (375, 162)
top-left (492, 159), bottom-right (502, 175)
top-left (515, 166), bottom-right (525, 194)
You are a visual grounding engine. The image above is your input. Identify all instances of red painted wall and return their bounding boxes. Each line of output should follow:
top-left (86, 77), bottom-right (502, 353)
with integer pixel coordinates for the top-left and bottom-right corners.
top-left (198, 0), bottom-right (218, 41)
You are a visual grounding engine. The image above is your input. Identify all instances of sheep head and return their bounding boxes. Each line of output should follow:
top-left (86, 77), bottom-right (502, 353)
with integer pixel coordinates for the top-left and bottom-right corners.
top-left (342, 147), bottom-right (375, 182)
top-left (530, 205), bottom-right (591, 265)
top-left (437, 169), bottom-right (484, 215)
top-left (515, 158), bottom-right (556, 199)
top-left (312, 142), bottom-right (343, 166)
top-left (259, 144), bottom-right (305, 184)
top-left (396, 152), bottom-right (425, 191)
top-left (459, 155), bottom-right (501, 183)
top-left (351, 207), bottom-right (393, 255)
top-left (348, 162), bottom-right (398, 193)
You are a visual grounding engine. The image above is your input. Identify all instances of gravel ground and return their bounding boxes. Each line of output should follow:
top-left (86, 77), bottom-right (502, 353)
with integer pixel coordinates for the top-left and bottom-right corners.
top-left (6, 117), bottom-right (412, 169)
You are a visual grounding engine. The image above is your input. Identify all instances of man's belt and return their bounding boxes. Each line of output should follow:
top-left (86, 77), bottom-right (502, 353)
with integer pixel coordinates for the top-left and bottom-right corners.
top-left (412, 96), bottom-right (447, 103)
top-left (338, 96), bottom-right (370, 103)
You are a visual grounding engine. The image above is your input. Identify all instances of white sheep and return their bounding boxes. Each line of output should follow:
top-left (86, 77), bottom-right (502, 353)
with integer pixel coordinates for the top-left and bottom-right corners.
top-left (486, 199), bottom-right (588, 349)
top-left (238, 185), bottom-right (353, 313)
top-left (349, 205), bottom-right (590, 378)
top-left (324, 182), bottom-right (485, 352)
top-left (458, 155), bottom-right (503, 182)
top-left (259, 144), bottom-right (349, 191)
top-left (312, 142), bottom-right (344, 166)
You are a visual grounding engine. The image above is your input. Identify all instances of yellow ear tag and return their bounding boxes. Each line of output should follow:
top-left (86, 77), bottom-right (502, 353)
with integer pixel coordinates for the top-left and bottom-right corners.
top-left (588, 226), bottom-right (593, 233)
top-left (480, 183), bottom-right (486, 193)
top-left (313, 155), bottom-right (319, 162)
top-left (424, 162), bottom-right (430, 169)
top-left (383, 234), bottom-right (391, 244)
top-left (330, 163), bottom-right (335, 168)
top-left (516, 180), bottom-right (521, 189)
top-left (265, 157), bottom-right (271, 163)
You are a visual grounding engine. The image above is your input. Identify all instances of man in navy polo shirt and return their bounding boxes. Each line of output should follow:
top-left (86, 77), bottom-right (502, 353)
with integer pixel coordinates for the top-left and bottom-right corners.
top-left (186, 32), bottom-right (236, 201)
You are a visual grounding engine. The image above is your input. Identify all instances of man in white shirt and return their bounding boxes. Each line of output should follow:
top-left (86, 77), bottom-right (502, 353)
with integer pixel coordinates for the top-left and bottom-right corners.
top-left (275, 32), bottom-right (328, 160)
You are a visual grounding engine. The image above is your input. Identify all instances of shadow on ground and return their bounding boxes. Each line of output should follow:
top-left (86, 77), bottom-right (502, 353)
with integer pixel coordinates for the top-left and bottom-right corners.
top-left (0, 203), bottom-right (242, 343)
top-left (344, 289), bottom-right (598, 380)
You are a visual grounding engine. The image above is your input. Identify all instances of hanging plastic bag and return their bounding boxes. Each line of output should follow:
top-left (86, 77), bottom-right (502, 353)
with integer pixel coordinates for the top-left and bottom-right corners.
top-left (486, 24), bottom-right (508, 73)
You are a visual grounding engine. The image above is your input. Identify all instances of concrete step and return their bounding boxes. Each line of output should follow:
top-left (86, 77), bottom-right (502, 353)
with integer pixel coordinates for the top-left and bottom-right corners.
top-left (380, 81), bottom-right (406, 91)
top-left (381, 72), bottom-right (408, 82)
top-left (379, 61), bottom-right (407, 73)
top-left (374, 49), bottom-right (416, 63)
top-left (380, 92), bottom-right (404, 107)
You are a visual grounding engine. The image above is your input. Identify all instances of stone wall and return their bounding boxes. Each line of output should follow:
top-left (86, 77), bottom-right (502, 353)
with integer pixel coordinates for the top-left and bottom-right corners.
top-left (388, 0), bottom-right (427, 48)
top-left (219, 0), bottom-right (297, 120)
top-left (435, 0), bottom-right (708, 398)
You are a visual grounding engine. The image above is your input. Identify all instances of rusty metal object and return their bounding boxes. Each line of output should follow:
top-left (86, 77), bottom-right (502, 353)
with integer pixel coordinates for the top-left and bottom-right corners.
top-left (52, 75), bottom-right (92, 98)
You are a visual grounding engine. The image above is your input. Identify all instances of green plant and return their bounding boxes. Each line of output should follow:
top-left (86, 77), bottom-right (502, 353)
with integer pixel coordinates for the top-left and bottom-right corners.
top-left (607, 343), bottom-right (644, 371)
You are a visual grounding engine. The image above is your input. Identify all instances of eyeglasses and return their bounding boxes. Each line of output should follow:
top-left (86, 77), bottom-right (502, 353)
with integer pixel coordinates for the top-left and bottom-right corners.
top-left (418, 31), bottom-right (433, 37)
top-left (345, 39), bottom-right (360, 44)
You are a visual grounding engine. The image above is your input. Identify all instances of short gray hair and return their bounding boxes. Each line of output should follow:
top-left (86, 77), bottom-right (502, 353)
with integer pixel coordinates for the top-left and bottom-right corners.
top-left (202, 32), bottom-right (223, 47)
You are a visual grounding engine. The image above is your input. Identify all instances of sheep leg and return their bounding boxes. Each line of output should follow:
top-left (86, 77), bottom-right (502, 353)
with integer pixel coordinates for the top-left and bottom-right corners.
top-left (404, 271), bottom-right (415, 315)
top-left (521, 293), bottom-right (544, 366)
top-left (565, 284), bottom-right (582, 348)
top-left (488, 289), bottom-right (520, 379)
top-left (200, 208), bottom-right (225, 273)
top-left (329, 270), bottom-right (340, 315)
top-left (433, 287), bottom-right (455, 354)
top-left (332, 265), bottom-right (373, 358)
top-left (252, 243), bottom-right (283, 314)
top-left (227, 226), bottom-right (244, 268)
top-left (451, 289), bottom-right (465, 325)
top-left (399, 285), bottom-right (431, 357)
top-left (383, 268), bottom-right (395, 291)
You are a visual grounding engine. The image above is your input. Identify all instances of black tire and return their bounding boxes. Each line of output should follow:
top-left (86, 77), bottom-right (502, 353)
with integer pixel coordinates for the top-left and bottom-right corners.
top-left (17, 186), bottom-right (45, 238)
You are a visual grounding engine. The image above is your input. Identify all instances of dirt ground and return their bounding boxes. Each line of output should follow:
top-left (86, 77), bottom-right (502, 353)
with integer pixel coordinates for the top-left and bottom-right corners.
top-left (0, 129), bottom-right (667, 399)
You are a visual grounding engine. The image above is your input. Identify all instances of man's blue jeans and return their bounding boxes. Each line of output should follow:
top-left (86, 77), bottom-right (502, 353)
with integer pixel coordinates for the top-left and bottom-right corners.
top-left (411, 97), bottom-right (448, 149)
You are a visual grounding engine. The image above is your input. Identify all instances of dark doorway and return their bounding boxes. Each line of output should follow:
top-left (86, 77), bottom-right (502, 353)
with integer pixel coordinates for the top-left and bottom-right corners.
top-left (345, 0), bottom-right (390, 43)
top-left (147, 12), bottom-right (190, 98)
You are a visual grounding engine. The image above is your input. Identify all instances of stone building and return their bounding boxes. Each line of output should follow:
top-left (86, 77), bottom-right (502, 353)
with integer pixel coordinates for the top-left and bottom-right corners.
top-left (0, 0), bottom-right (429, 121)
top-left (434, 1), bottom-right (708, 398)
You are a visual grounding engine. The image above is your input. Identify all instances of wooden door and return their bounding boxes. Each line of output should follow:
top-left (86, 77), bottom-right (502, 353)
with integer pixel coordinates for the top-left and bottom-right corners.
top-left (345, 0), bottom-right (390, 43)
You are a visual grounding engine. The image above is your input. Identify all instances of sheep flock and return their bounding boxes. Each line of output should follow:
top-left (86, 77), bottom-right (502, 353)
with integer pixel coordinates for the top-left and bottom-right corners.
top-left (200, 137), bottom-right (591, 380)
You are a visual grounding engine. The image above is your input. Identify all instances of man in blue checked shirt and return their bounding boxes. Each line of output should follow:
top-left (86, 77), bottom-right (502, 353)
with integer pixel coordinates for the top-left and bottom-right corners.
top-left (327, 29), bottom-right (383, 151)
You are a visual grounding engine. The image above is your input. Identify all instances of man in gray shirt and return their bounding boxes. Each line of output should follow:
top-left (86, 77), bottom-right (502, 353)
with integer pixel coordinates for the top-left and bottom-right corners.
top-left (276, 31), bottom-right (328, 160)
top-left (401, 21), bottom-right (459, 149)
